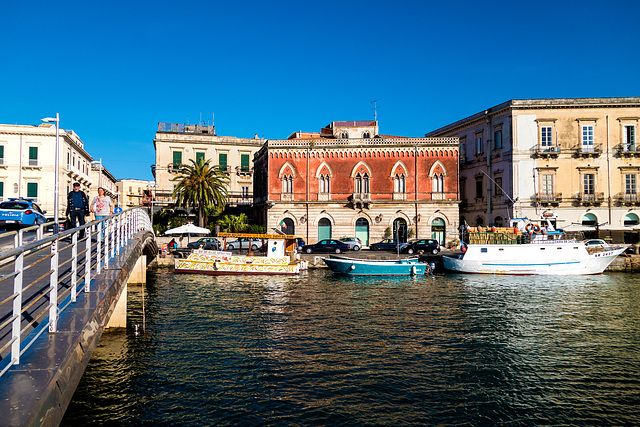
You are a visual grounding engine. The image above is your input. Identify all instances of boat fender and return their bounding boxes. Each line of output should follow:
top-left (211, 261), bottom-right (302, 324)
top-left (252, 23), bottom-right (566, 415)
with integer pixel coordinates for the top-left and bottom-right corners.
top-left (525, 224), bottom-right (533, 234)
top-left (513, 227), bottom-right (519, 234)
top-left (411, 265), bottom-right (417, 275)
top-left (461, 245), bottom-right (467, 253)
top-left (477, 226), bottom-right (483, 232)
top-left (491, 226), bottom-right (497, 233)
top-left (532, 225), bottom-right (541, 233)
top-left (541, 228), bottom-right (547, 235)
top-left (349, 264), bottom-right (356, 271)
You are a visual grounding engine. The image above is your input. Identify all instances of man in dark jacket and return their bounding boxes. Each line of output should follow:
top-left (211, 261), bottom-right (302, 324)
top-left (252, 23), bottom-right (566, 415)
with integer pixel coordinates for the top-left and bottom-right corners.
top-left (66, 182), bottom-right (89, 236)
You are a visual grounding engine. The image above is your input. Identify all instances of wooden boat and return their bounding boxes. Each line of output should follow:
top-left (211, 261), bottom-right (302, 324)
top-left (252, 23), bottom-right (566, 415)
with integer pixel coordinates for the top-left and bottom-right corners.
top-left (174, 232), bottom-right (307, 275)
top-left (322, 255), bottom-right (430, 276)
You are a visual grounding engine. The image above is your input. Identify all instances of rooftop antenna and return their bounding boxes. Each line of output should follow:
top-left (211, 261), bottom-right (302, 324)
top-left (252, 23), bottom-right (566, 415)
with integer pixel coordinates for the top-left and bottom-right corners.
top-left (200, 111), bottom-right (202, 125)
top-left (371, 99), bottom-right (381, 121)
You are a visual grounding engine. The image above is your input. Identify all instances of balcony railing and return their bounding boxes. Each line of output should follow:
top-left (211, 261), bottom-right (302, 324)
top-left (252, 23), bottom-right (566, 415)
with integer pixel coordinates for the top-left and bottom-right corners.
top-left (618, 193), bottom-right (640, 205)
top-left (579, 192), bottom-right (604, 204)
top-left (534, 192), bottom-right (562, 205)
top-left (352, 192), bottom-right (371, 202)
top-left (575, 143), bottom-right (602, 157)
top-left (532, 146), bottom-right (560, 158)
top-left (617, 144), bottom-right (640, 157)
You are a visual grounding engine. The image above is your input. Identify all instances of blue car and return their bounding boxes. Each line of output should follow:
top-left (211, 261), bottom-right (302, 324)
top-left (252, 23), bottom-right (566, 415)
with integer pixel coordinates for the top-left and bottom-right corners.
top-left (369, 238), bottom-right (400, 251)
top-left (0, 199), bottom-right (48, 229)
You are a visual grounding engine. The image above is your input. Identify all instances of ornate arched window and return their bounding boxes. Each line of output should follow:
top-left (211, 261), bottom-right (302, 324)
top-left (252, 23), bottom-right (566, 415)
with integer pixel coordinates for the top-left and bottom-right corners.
top-left (319, 174), bottom-right (331, 193)
top-left (432, 173), bottom-right (444, 193)
top-left (282, 175), bottom-right (293, 194)
top-left (394, 174), bottom-right (406, 193)
top-left (354, 172), bottom-right (369, 194)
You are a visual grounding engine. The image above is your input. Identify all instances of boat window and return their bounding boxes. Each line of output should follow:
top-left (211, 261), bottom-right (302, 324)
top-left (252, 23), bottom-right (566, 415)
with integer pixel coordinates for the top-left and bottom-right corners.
top-left (558, 247), bottom-right (562, 249)
top-left (481, 248), bottom-right (488, 253)
top-left (574, 247), bottom-right (579, 249)
top-left (540, 248), bottom-right (546, 250)
top-left (498, 248), bottom-right (504, 251)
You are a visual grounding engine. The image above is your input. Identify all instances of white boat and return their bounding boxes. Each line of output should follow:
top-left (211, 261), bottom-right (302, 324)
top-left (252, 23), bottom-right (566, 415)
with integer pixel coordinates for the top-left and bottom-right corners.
top-left (443, 214), bottom-right (626, 275)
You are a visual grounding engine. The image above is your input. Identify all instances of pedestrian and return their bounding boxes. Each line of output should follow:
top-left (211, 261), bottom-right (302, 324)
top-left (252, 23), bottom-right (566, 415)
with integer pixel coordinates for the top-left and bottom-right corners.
top-left (91, 187), bottom-right (114, 240)
top-left (66, 182), bottom-right (89, 237)
top-left (169, 238), bottom-right (178, 254)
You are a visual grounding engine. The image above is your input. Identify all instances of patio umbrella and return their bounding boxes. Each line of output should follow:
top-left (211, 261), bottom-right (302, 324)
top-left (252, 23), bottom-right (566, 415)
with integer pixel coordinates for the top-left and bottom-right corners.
top-left (165, 223), bottom-right (210, 244)
top-left (561, 224), bottom-right (595, 232)
top-left (598, 224), bottom-right (630, 231)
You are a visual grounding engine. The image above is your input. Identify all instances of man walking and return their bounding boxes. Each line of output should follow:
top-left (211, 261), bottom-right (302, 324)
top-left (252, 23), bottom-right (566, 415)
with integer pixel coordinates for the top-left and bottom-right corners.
top-left (66, 182), bottom-right (89, 236)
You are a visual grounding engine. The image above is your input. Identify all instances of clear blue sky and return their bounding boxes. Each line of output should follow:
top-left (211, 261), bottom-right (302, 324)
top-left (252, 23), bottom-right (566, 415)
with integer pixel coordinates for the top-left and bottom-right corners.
top-left (2, 0), bottom-right (639, 180)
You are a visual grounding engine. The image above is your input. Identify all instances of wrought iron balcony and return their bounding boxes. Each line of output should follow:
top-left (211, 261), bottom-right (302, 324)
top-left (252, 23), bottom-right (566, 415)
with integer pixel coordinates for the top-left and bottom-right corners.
top-left (579, 192), bottom-right (604, 205)
top-left (574, 143), bottom-right (602, 158)
top-left (352, 192), bottom-right (371, 202)
top-left (534, 192), bottom-right (562, 205)
top-left (617, 144), bottom-right (640, 157)
top-left (532, 146), bottom-right (560, 158)
top-left (618, 192), bottom-right (640, 206)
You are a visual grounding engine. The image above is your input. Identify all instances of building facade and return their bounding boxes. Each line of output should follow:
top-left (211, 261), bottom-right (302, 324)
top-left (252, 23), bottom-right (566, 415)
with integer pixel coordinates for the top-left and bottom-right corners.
top-left (153, 122), bottom-right (263, 209)
top-left (0, 122), bottom-right (95, 219)
top-left (254, 121), bottom-right (460, 246)
top-left (117, 178), bottom-right (154, 209)
top-left (426, 97), bottom-right (640, 241)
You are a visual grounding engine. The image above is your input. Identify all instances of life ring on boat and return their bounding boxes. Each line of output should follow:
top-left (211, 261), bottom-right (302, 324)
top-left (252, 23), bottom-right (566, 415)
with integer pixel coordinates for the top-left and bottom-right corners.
top-left (525, 223), bottom-right (533, 234)
top-left (541, 228), bottom-right (547, 235)
top-left (532, 225), bottom-right (541, 233)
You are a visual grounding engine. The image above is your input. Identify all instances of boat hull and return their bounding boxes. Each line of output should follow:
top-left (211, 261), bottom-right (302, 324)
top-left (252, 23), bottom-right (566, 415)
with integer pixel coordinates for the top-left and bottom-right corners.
top-left (175, 253), bottom-right (301, 275)
top-left (323, 257), bottom-right (428, 275)
top-left (443, 244), bottom-right (625, 275)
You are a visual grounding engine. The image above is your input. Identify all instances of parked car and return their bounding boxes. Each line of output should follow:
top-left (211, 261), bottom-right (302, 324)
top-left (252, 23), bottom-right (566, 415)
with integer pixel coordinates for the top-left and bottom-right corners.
top-left (0, 199), bottom-right (47, 229)
top-left (187, 237), bottom-right (220, 250)
top-left (400, 238), bottom-right (441, 255)
top-left (398, 238), bottom-right (420, 252)
top-left (226, 238), bottom-right (263, 251)
top-left (369, 238), bottom-right (400, 251)
top-left (301, 239), bottom-right (351, 254)
top-left (339, 236), bottom-right (362, 251)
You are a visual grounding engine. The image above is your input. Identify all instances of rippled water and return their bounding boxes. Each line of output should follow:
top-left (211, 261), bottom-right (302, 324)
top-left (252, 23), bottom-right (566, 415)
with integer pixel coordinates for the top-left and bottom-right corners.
top-left (62, 269), bottom-right (640, 426)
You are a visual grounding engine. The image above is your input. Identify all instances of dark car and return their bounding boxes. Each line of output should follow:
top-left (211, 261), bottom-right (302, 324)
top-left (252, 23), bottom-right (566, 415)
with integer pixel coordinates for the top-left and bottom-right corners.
top-left (187, 237), bottom-right (220, 250)
top-left (400, 238), bottom-right (440, 255)
top-left (301, 239), bottom-right (351, 254)
top-left (0, 199), bottom-right (47, 229)
top-left (369, 238), bottom-right (400, 251)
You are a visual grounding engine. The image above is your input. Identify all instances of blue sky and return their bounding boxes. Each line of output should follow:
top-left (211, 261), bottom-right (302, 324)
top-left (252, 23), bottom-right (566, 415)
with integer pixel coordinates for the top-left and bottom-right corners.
top-left (2, 0), bottom-right (639, 180)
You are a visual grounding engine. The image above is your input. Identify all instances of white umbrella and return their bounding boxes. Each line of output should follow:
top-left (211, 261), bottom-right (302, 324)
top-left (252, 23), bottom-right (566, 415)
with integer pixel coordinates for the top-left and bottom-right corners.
top-left (598, 224), bottom-right (630, 231)
top-left (562, 224), bottom-right (595, 232)
top-left (165, 223), bottom-right (211, 235)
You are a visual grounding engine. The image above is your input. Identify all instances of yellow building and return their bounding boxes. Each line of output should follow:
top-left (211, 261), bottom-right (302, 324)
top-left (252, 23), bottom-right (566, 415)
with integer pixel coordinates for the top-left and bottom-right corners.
top-left (116, 178), bottom-right (153, 209)
top-left (426, 97), bottom-right (640, 242)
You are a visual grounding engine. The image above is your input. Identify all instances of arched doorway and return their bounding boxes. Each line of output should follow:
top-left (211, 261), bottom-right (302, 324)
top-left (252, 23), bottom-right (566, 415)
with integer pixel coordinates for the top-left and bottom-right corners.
top-left (355, 217), bottom-right (369, 246)
top-left (624, 213), bottom-right (639, 244)
top-left (393, 218), bottom-right (408, 243)
top-left (282, 218), bottom-right (295, 235)
top-left (318, 218), bottom-right (332, 241)
top-left (431, 218), bottom-right (445, 245)
top-left (581, 213), bottom-right (598, 239)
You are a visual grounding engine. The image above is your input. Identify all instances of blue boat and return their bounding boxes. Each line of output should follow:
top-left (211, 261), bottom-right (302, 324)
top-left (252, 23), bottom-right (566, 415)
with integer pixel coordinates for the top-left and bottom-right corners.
top-left (322, 255), bottom-right (430, 276)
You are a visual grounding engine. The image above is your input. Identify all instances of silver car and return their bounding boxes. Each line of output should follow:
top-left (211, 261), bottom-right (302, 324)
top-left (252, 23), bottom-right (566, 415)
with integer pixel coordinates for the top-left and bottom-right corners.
top-left (339, 237), bottom-right (362, 251)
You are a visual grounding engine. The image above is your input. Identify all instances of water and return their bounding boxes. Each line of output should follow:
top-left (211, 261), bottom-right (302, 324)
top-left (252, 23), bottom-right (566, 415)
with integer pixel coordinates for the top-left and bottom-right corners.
top-left (62, 269), bottom-right (640, 426)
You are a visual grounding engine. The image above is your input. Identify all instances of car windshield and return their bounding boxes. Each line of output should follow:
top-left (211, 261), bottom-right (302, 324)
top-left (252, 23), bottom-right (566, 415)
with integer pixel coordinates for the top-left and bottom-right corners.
top-left (0, 202), bottom-right (29, 210)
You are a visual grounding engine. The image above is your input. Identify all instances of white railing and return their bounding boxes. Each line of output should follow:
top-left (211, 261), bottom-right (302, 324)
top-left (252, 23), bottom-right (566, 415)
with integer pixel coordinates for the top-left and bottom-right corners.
top-left (0, 208), bottom-right (152, 378)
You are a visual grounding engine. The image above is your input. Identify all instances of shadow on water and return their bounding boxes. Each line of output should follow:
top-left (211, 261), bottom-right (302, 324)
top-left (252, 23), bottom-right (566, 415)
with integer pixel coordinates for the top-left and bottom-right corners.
top-left (63, 270), bottom-right (640, 426)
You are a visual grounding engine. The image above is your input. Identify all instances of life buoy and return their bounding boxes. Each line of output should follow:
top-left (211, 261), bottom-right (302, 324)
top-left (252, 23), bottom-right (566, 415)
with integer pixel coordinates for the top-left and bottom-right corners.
top-left (541, 228), bottom-right (547, 235)
top-left (532, 225), bottom-right (541, 233)
top-left (525, 224), bottom-right (533, 234)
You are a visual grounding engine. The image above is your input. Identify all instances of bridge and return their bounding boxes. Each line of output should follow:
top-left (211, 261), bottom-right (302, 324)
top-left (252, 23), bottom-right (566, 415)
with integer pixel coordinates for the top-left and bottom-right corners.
top-left (0, 208), bottom-right (157, 426)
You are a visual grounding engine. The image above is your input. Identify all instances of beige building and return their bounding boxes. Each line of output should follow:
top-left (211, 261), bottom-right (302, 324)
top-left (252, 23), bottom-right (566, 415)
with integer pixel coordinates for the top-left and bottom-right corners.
top-left (426, 97), bottom-right (640, 242)
top-left (0, 122), bottom-right (94, 219)
top-left (89, 161), bottom-right (118, 208)
top-left (153, 122), bottom-right (263, 208)
top-left (117, 178), bottom-right (154, 209)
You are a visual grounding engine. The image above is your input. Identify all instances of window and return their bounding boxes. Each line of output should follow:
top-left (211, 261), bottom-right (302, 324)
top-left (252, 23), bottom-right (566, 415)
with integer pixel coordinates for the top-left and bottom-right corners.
top-left (363, 132), bottom-right (370, 138)
top-left (625, 174), bottom-right (636, 195)
top-left (494, 176), bottom-right (502, 197)
top-left (319, 175), bottom-right (331, 193)
top-left (341, 132), bottom-right (348, 138)
top-left (195, 152), bottom-right (205, 164)
top-left (394, 174), bottom-right (406, 193)
top-left (475, 134), bottom-right (483, 154)
top-left (542, 174), bottom-right (554, 195)
top-left (494, 130), bottom-right (502, 150)
top-left (624, 125), bottom-right (636, 151)
top-left (541, 126), bottom-right (553, 148)
top-left (583, 173), bottom-right (595, 195)
top-left (475, 178), bottom-right (483, 199)
top-left (241, 186), bottom-right (249, 200)
top-left (218, 153), bottom-right (228, 172)
top-left (240, 154), bottom-right (250, 172)
top-left (0, 145), bottom-right (4, 165)
top-left (27, 182), bottom-right (38, 198)
top-left (582, 125), bottom-right (594, 151)
top-left (172, 151), bottom-right (182, 169)
top-left (282, 175), bottom-right (293, 194)
top-left (0, 182), bottom-right (3, 199)
top-left (29, 146), bottom-right (38, 166)
top-left (432, 174), bottom-right (444, 193)
top-left (354, 173), bottom-right (370, 194)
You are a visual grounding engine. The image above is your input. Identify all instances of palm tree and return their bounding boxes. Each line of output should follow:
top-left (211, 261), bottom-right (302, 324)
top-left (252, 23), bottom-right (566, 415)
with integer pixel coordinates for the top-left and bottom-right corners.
top-left (172, 159), bottom-right (229, 227)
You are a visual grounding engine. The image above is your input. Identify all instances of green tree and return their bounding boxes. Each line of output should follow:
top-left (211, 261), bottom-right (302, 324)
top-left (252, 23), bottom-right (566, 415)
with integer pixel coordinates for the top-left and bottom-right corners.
top-left (217, 214), bottom-right (250, 233)
top-left (172, 159), bottom-right (229, 227)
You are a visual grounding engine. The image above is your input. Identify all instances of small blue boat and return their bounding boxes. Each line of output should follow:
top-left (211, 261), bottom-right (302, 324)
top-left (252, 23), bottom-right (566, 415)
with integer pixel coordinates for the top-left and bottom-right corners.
top-left (322, 255), bottom-right (430, 276)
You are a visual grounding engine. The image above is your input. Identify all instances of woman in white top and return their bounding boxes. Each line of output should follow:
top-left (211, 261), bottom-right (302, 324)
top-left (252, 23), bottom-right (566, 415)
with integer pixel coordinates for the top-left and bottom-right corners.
top-left (91, 187), bottom-right (114, 240)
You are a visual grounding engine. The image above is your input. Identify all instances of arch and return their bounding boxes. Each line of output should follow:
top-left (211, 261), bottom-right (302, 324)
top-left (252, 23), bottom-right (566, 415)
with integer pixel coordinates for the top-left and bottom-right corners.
top-left (350, 161), bottom-right (373, 178)
top-left (624, 213), bottom-right (639, 226)
top-left (281, 217), bottom-right (295, 235)
top-left (431, 217), bottom-right (446, 245)
top-left (393, 217), bottom-right (409, 243)
top-left (355, 217), bottom-right (370, 246)
top-left (389, 161), bottom-right (409, 178)
top-left (318, 217), bottom-right (332, 241)
top-left (428, 160), bottom-right (448, 177)
top-left (314, 161), bottom-right (335, 178)
top-left (475, 216), bottom-right (484, 226)
top-left (278, 161), bottom-right (298, 179)
top-left (494, 216), bottom-right (504, 227)
top-left (581, 213), bottom-right (598, 226)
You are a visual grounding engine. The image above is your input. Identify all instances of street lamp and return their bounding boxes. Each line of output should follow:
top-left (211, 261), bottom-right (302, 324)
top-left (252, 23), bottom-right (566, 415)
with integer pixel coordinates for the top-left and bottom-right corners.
top-left (41, 113), bottom-right (60, 234)
top-left (146, 182), bottom-right (159, 228)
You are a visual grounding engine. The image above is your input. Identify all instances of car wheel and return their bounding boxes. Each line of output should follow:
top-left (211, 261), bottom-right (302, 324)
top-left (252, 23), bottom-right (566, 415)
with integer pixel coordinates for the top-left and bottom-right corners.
top-left (335, 248), bottom-right (341, 254)
top-left (432, 248), bottom-right (438, 255)
top-left (306, 248), bottom-right (312, 254)
top-left (407, 248), bottom-right (414, 255)
top-left (228, 245), bottom-right (234, 250)
top-left (354, 245), bottom-right (361, 251)
top-left (251, 244), bottom-right (258, 250)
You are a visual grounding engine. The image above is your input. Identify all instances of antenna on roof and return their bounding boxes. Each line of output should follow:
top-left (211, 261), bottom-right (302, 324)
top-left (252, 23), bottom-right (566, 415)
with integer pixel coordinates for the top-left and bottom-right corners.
top-left (371, 99), bottom-right (381, 121)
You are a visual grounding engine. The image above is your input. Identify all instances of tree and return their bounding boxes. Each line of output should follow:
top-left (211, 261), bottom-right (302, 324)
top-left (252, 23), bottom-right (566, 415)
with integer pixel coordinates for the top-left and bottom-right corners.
top-left (217, 214), bottom-right (249, 233)
top-left (172, 159), bottom-right (229, 227)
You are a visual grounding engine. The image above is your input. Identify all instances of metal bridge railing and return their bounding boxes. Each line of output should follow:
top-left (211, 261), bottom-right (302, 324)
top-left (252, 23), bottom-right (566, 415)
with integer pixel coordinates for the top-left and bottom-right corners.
top-left (0, 208), bottom-right (152, 378)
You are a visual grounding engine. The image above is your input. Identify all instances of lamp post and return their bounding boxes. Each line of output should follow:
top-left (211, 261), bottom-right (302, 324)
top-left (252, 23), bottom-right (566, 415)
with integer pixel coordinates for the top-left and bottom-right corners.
top-left (41, 113), bottom-right (60, 234)
top-left (146, 182), bottom-right (159, 228)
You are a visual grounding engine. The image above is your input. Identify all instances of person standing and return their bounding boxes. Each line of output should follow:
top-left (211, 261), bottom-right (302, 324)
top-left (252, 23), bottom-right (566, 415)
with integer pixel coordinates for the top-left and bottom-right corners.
top-left (66, 182), bottom-right (89, 236)
top-left (90, 187), bottom-right (114, 240)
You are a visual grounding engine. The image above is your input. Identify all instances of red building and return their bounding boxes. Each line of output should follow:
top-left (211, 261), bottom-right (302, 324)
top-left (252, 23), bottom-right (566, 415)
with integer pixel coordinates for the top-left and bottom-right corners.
top-left (254, 121), bottom-right (459, 246)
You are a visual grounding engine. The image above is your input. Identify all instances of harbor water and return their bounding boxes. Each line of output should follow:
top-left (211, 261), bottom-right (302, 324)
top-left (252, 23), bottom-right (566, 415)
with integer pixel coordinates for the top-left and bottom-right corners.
top-left (62, 269), bottom-right (640, 425)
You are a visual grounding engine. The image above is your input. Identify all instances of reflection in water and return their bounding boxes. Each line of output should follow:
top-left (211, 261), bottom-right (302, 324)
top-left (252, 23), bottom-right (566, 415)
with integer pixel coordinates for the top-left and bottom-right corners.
top-left (63, 270), bottom-right (640, 426)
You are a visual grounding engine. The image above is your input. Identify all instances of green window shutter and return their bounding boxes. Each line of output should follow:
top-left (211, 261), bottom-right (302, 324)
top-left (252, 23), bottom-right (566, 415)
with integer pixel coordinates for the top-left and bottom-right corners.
top-left (0, 182), bottom-right (4, 197)
top-left (0, 146), bottom-right (4, 159)
top-left (196, 152), bottom-right (205, 164)
top-left (27, 182), bottom-right (38, 198)
top-left (219, 153), bottom-right (227, 171)
top-left (29, 146), bottom-right (38, 159)
top-left (172, 151), bottom-right (182, 167)
top-left (241, 154), bottom-right (250, 172)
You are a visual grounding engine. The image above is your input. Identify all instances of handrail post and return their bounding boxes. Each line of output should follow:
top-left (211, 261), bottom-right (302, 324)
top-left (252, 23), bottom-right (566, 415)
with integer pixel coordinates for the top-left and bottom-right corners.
top-left (71, 232), bottom-right (78, 302)
top-left (11, 252), bottom-right (24, 365)
top-left (84, 226), bottom-right (91, 292)
top-left (97, 221), bottom-right (102, 274)
top-left (110, 218), bottom-right (116, 260)
top-left (116, 215), bottom-right (121, 255)
top-left (104, 220), bottom-right (110, 268)
top-left (49, 239), bottom-right (59, 332)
